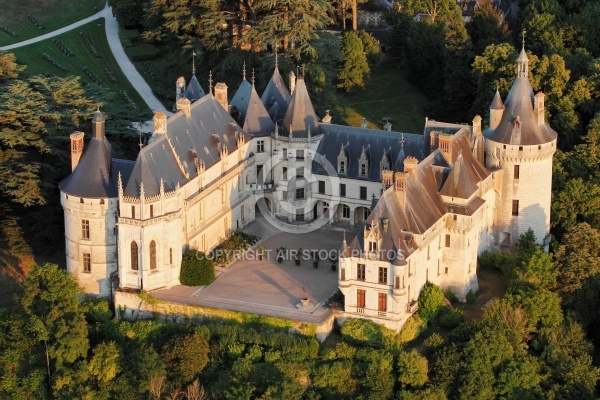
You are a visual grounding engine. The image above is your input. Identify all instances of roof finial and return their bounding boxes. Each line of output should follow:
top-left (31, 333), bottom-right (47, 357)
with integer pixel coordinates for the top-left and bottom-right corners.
top-left (208, 70), bottom-right (213, 95)
top-left (522, 28), bottom-right (526, 49)
top-left (192, 50), bottom-right (196, 75)
top-left (138, 130), bottom-right (143, 152)
top-left (400, 133), bottom-right (405, 149)
top-left (343, 230), bottom-right (347, 243)
top-left (242, 61), bottom-right (246, 81)
top-left (275, 48), bottom-right (278, 70)
top-left (251, 68), bottom-right (255, 87)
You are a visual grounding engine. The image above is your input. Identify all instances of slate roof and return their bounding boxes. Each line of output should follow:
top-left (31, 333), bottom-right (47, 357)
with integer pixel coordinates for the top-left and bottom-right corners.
top-left (348, 129), bottom-right (489, 257)
top-left (184, 75), bottom-right (206, 102)
top-left (489, 89), bottom-right (504, 109)
top-left (230, 79), bottom-right (275, 137)
top-left (59, 136), bottom-right (117, 198)
top-left (123, 94), bottom-right (249, 197)
top-left (312, 124), bottom-right (424, 180)
top-left (261, 67), bottom-right (290, 117)
top-left (282, 77), bottom-right (320, 138)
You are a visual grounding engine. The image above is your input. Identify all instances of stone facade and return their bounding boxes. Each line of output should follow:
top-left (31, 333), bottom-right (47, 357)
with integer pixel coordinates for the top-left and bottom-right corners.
top-left (60, 48), bottom-right (555, 332)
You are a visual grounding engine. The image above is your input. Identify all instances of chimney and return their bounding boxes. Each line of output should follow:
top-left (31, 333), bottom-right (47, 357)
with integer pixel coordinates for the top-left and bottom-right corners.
top-left (214, 82), bottom-right (228, 111)
top-left (382, 169), bottom-right (394, 191)
top-left (472, 114), bottom-right (482, 137)
top-left (92, 109), bottom-right (105, 138)
top-left (153, 112), bottom-right (167, 135)
top-left (176, 98), bottom-right (191, 117)
top-left (289, 70), bottom-right (296, 95)
top-left (534, 92), bottom-right (545, 125)
top-left (175, 76), bottom-right (186, 101)
top-left (70, 131), bottom-right (85, 171)
top-left (361, 118), bottom-right (368, 129)
top-left (404, 156), bottom-right (418, 173)
top-left (438, 134), bottom-right (452, 158)
top-left (394, 172), bottom-right (407, 192)
top-left (429, 131), bottom-right (439, 151)
top-left (382, 217), bottom-right (389, 232)
top-left (383, 121), bottom-right (392, 131)
top-left (321, 109), bottom-right (332, 124)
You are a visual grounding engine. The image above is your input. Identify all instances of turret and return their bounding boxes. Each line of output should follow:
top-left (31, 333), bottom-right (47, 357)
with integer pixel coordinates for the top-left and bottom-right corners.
top-left (489, 89), bottom-right (504, 130)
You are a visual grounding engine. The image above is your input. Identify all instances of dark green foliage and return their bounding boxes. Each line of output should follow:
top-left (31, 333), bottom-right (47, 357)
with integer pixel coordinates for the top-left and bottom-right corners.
top-left (337, 31), bottom-right (370, 92)
top-left (438, 307), bottom-right (465, 329)
top-left (162, 332), bottom-right (209, 386)
top-left (397, 349), bottom-right (428, 389)
top-left (179, 250), bottom-right (215, 286)
top-left (399, 314), bottom-right (427, 344)
top-left (340, 318), bottom-right (385, 348)
top-left (213, 230), bottom-right (259, 266)
top-left (126, 44), bottom-right (161, 61)
top-left (417, 282), bottom-right (446, 323)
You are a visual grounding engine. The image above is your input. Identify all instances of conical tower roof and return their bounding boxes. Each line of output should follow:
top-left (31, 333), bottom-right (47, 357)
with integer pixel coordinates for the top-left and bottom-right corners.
top-left (282, 77), bottom-right (320, 138)
top-left (261, 67), bottom-right (290, 117)
top-left (489, 89), bottom-right (504, 110)
top-left (185, 75), bottom-right (206, 102)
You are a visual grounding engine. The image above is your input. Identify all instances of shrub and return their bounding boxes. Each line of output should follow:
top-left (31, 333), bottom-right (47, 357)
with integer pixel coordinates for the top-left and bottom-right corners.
top-left (423, 333), bottom-right (444, 350)
top-left (340, 318), bottom-right (386, 348)
top-left (438, 307), bottom-right (465, 329)
top-left (466, 289), bottom-right (477, 304)
top-left (179, 250), bottom-right (215, 286)
top-left (397, 349), bottom-right (429, 389)
top-left (479, 250), bottom-right (515, 276)
top-left (417, 282), bottom-right (446, 324)
top-left (399, 314), bottom-right (426, 344)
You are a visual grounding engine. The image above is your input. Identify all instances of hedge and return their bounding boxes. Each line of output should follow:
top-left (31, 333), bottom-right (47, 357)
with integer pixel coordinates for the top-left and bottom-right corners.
top-left (180, 250), bottom-right (215, 286)
top-left (127, 44), bottom-right (161, 61)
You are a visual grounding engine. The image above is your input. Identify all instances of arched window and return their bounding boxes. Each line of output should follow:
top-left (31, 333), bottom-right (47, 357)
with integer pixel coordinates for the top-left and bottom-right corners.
top-left (150, 240), bottom-right (157, 270)
top-left (131, 241), bottom-right (138, 271)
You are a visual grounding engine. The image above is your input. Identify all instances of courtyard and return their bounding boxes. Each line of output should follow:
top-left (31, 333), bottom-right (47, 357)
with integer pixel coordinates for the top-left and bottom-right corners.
top-left (153, 216), bottom-right (355, 324)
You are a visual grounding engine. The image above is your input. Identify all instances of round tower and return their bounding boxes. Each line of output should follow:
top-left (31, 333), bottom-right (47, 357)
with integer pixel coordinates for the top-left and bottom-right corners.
top-left (59, 110), bottom-right (119, 297)
top-left (483, 44), bottom-right (557, 250)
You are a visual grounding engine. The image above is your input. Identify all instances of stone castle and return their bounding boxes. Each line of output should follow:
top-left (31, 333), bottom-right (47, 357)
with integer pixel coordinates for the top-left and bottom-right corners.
top-left (60, 45), bottom-right (556, 330)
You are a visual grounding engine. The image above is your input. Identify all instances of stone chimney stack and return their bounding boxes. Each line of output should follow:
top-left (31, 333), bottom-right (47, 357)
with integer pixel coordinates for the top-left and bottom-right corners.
top-left (289, 70), bottom-right (296, 95)
top-left (383, 121), bottom-right (392, 131)
top-left (394, 171), bottom-right (407, 207)
top-left (404, 156), bottom-right (418, 173)
top-left (70, 131), bottom-right (85, 171)
top-left (361, 118), bottom-right (368, 129)
top-left (175, 76), bottom-right (186, 101)
top-left (322, 110), bottom-right (332, 124)
top-left (472, 114), bottom-right (482, 137)
top-left (214, 82), bottom-right (228, 112)
top-left (176, 98), bottom-right (191, 117)
top-left (534, 92), bottom-right (545, 126)
top-left (153, 112), bottom-right (167, 135)
top-left (382, 169), bottom-right (394, 191)
top-left (438, 134), bottom-right (452, 158)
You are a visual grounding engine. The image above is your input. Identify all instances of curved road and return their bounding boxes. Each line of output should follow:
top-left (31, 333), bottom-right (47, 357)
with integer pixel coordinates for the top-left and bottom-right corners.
top-left (1, 4), bottom-right (170, 115)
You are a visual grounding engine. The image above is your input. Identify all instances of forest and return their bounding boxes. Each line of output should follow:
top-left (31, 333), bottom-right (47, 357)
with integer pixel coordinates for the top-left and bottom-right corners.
top-left (1, 0), bottom-right (600, 398)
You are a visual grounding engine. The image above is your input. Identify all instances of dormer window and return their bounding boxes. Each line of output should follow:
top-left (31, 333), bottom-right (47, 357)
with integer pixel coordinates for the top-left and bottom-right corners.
top-left (337, 143), bottom-right (348, 174)
top-left (369, 241), bottom-right (378, 252)
top-left (380, 149), bottom-right (390, 178)
top-left (359, 146), bottom-right (369, 177)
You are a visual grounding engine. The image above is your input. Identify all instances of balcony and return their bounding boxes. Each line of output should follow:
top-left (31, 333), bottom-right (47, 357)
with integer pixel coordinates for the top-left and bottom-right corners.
top-left (406, 300), bottom-right (419, 314)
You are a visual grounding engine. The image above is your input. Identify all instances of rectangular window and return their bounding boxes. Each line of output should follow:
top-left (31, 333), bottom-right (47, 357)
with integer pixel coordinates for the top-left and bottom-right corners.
top-left (131, 206), bottom-right (135, 219)
top-left (357, 264), bottom-right (365, 281)
top-left (360, 186), bottom-right (367, 200)
top-left (257, 140), bottom-right (265, 153)
top-left (357, 289), bottom-right (366, 308)
top-left (81, 220), bottom-right (90, 239)
top-left (282, 191), bottom-right (288, 200)
top-left (296, 149), bottom-right (304, 160)
top-left (296, 188), bottom-right (305, 200)
top-left (445, 234), bottom-right (450, 247)
top-left (283, 148), bottom-right (287, 159)
top-left (150, 204), bottom-right (154, 218)
top-left (512, 199), bottom-right (519, 216)
top-left (514, 165), bottom-right (520, 179)
top-left (364, 208), bottom-right (371, 220)
top-left (339, 160), bottom-right (346, 174)
top-left (378, 267), bottom-right (387, 284)
top-left (342, 205), bottom-right (350, 218)
top-left (341, 268), bottom-right (346, 281)
top-left (395, 276), bottom-right (400, 289)
top-left (82, 253), bottom-right (91, 273)
top-left (340, 184), bottom-right (346, 197)
top-left (282, 167), bottom-right (287, 180)
top-left (319, 180), bottom-right (325, 194)
top-left (378, 293), bottom-right (387, 311)
top-left (361, 163), bottom-right (367, 176)
top-left (369, 241), bottom-right (378, 252)
top-left (296, 167), bottom-right (303, 177)
top-left (296, 210), bottom-right (305, 221)
top-left (257, 164), bottom-right (263, 180)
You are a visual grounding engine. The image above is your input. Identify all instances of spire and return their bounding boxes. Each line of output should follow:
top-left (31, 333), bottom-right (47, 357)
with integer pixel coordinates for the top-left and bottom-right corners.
top-left (490, 88), bottom-right (504, 109)
top-left (208, 70), bottom-right (213, 95)
top-left (138, 130), bottom-right (143, 152)
top-left (516, 29), bottom-right (529, 78)
top-left (251, 68), bottom-right (255, 87)
top-left (400, 133), bottom-right (405, 149)
top-left (275, 48), bottom-right (278, 70)
top-left (192, 51), bottom-right (196, 75)
top-left (242, 61), bottom-right (246, 81)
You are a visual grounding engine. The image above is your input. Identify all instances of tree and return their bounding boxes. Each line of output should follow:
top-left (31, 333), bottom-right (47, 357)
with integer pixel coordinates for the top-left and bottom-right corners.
top-left (0, 52), bottom-right (25, 81)
top-left (337, 31), bottom-right (369, 91)
top-left (20, 264), bottom-right (89, 396)
top-left (108, 0), bottom-right (144, 28)
top-left (162, 332), bottom-right (210, 386)
top-left (397, 350), bottom-right (428, 389)
top-left (179, 250), bottom-right (215, 286)
top-left (357, 30), bottom-right (381, 66)
top-left (87, 341), bottom-right (121, 387)
top-left (466, 1), bottom-right (508, 55)
top-left (417, 282), bottom-right (445, 323)
top-left (514, 248), bottom-right (556, 288)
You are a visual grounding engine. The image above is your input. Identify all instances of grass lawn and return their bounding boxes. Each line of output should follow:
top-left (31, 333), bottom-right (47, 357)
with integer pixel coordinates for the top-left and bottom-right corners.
top-left (335, 61), bottom-right (428, 134)
top-left (0, 0), bottom-right (105, 46)
top-left (11, 20), bottom-right (151, 114)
